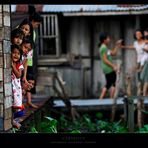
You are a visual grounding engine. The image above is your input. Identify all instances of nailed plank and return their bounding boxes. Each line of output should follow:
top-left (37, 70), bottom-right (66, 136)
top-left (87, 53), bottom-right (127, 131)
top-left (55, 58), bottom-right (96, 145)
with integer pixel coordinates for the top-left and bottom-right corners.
top-left (53, 97), bottom-right (148, 108)
top-left (18, 95), bottom-right (51, 123)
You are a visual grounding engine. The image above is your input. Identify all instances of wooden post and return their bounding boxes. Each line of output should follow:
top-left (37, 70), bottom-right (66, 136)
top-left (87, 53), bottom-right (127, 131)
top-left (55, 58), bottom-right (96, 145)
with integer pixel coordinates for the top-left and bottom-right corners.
top-left (110, 62), bottom-right (121, 122)
top-left (123, 95), bottom-right (128, 125)
top-left (126, 74), bottom-right (132, 97)
top-left (127, 97), bottom-right (134, 132)
top-left (137, 98), bottom-right (144, 128)
top-left (125, 74), bottom-right (134, 132)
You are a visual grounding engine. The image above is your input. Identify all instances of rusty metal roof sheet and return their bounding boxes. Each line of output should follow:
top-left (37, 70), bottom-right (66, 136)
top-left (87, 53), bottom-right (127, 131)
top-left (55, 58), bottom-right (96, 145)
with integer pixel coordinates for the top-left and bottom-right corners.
top-left (11, 5), bottom-right (148, 13)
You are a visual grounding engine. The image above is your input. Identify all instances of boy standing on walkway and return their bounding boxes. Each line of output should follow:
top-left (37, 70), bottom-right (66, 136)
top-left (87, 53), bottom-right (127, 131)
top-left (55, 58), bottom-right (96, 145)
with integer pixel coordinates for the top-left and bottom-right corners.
top-left (99, 33), bottom-right (122, 99)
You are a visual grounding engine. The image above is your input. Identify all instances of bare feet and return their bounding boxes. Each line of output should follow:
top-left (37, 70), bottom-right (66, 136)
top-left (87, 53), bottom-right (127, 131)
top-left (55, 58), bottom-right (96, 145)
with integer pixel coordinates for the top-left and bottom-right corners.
top-left (12, 119), bottom-right (21, 129)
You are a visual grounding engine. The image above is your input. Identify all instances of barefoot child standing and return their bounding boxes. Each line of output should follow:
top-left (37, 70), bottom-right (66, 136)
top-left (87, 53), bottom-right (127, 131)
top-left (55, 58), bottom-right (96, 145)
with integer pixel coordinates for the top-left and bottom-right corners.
top-left (99, 33), bottom-right (122, 99)
top-left (11, 44), bottom-right (24, 128)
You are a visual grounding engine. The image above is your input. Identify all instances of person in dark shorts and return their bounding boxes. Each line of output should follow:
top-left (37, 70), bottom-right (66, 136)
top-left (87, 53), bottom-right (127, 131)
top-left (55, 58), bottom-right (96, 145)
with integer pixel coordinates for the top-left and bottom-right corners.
top-left (99, 33), bottom-right (122, 99)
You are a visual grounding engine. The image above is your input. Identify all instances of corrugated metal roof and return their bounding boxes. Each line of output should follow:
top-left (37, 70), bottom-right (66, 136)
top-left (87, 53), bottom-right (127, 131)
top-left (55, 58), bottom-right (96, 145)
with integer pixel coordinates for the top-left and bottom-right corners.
top-left (42, 5), bottom-right (116, 12)
top-left (11, 4), bottom-right (148, 13)
top-left (43, 5), bottom-right (148, 12)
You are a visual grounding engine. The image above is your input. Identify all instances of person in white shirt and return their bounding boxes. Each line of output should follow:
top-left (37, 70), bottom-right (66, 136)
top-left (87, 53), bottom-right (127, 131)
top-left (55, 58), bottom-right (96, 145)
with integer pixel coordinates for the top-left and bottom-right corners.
top-left (122, 29), bottom-right (145, 96)
top-left (140, 35), bottom-right (148, 96)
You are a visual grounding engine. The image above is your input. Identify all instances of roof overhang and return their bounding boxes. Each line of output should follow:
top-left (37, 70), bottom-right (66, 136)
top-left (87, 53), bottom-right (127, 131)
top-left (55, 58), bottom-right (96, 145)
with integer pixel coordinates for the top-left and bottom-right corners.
top-left (63, 10), bottom-right (148, 16)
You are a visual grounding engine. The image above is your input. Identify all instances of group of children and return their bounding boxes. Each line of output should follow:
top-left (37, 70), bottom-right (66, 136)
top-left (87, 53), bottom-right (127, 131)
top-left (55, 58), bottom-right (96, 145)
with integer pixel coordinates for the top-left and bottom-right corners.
top-left (99, 28), bottom-right (148, 99)
top-left (11, 13), bottom-right (42, 128)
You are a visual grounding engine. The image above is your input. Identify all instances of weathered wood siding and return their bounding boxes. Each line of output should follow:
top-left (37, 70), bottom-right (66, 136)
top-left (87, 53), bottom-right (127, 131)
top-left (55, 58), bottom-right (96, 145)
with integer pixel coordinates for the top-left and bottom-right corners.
top-left (123, 19), bottom-right (137, 95)
top-left (11, 13), bottom-right (143, 98)
top-left (65, 17), bottom-right (91, 97)
top-left (67, 17), bottom-right (90, 56)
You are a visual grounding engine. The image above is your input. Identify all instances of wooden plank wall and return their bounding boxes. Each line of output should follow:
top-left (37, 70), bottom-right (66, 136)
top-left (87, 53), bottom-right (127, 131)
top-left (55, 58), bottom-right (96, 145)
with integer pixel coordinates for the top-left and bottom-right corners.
top-left (11, 14), bottom-right (140, 98)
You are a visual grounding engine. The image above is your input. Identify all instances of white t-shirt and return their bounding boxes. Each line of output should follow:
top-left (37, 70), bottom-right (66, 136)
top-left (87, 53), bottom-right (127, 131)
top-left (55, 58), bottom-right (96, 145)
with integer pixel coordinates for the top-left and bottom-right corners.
top-left (21, 54), bottom-right (28, 63)
top-left (133, 41), bottom-right (145, 65)
top-left (21, 50), bottom-right (33, 64)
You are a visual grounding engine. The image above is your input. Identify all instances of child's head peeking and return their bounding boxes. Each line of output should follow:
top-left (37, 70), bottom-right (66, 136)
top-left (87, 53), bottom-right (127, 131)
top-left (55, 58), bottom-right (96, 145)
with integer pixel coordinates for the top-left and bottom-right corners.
top-left (21, 36), bottom-right (34, 55)
top-left (19, 18), bottom-right (33, 37)
top-left (11, 28), bottom-right (24, 46)
top-left (11, 44), bottom-right (22, 63)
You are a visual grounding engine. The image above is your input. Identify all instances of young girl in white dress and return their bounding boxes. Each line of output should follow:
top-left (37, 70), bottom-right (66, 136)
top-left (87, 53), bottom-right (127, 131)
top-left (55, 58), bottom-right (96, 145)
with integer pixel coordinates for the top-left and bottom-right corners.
top-left (11, 44), bottom-right (24, 128)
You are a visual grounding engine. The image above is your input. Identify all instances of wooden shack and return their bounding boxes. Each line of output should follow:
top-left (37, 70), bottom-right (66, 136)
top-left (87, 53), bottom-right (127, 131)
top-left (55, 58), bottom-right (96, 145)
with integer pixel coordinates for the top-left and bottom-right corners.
top-left (11, 5), bottom-right (148, 98)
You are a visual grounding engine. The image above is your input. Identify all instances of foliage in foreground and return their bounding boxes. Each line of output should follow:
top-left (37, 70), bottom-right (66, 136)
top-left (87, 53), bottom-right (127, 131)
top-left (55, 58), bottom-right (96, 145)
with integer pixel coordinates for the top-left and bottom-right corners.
top-left (59, 112), bottom-right (128, 133)
top-left (136, 124), bottom-right (148, 133)
top-left (12, 112), bottom-right (148, 133)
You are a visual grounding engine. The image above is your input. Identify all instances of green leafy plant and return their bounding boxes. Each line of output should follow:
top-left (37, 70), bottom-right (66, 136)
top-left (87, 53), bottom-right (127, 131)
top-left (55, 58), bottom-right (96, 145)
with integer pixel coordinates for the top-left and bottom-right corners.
top-left (97, 119), bottom-right (128, 133)
top-left (137, 124), bottom-right (148, 133)
top-left (29, 127), bottom-right (38, 133)
top-left (59, 114), bottom-right (98, 133)
top-left (39, 116), bottom-right (58, 133)
top-left (59, 115), bottom-right (69, 130)
top-left (82, 114), bottom-right (96, 132)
